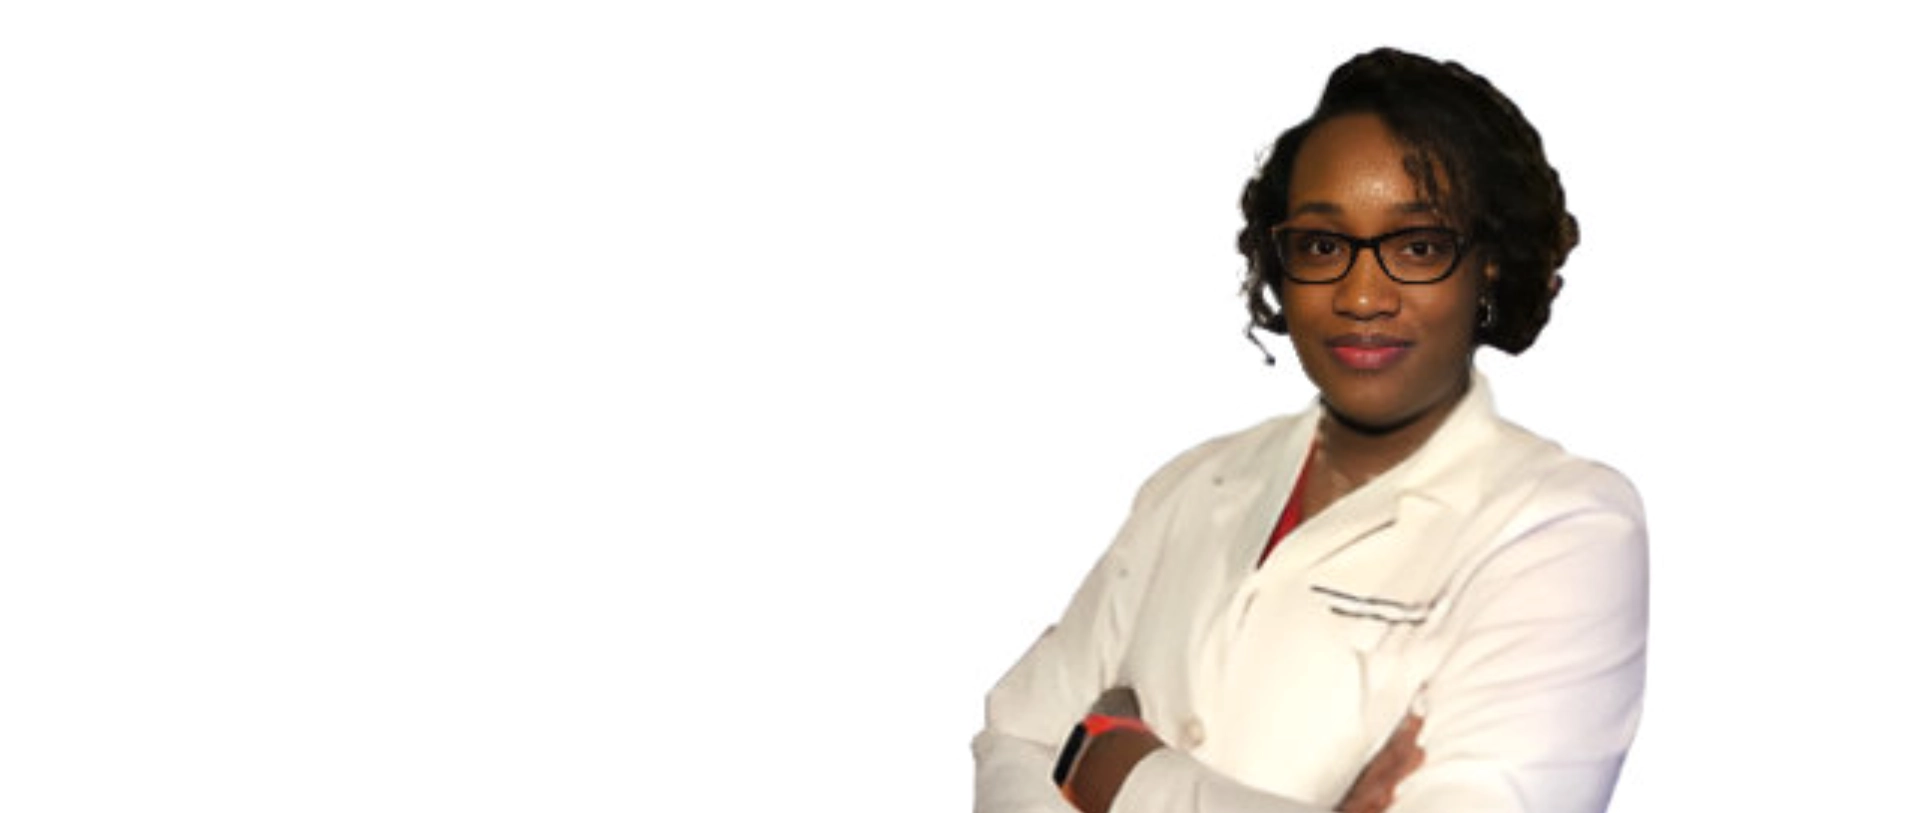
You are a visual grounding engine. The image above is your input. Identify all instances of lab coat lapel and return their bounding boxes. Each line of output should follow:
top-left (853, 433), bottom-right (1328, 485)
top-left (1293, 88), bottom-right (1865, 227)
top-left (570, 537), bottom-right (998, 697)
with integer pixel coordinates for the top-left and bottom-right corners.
top-left (1282, 474), bottom-right (1399, 571)
top-left (1202, 405), bottom-right (1319, 572)
top-left (1292, 373), bottom-right (1501, 588)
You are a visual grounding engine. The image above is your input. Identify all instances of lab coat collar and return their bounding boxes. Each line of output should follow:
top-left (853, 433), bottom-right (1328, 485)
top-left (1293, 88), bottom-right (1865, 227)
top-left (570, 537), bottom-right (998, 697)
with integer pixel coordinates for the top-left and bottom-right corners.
top-left (1356, 368), bottom-right (1502, 510)
top-left (1218, 369), bottom-right (1504, 573)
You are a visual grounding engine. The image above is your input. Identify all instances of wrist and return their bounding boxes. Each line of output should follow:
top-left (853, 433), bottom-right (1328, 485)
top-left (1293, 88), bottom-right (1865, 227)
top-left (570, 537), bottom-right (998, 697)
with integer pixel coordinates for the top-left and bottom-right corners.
top-left (1056, 714), bottom-right (1159, 813)
top-left (1082, 713), bottom-right (1150, 740)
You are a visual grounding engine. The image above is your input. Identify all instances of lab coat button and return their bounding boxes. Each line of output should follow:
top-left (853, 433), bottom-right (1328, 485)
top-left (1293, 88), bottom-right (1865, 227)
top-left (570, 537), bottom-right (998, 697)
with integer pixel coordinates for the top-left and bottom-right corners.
top-left (1181, 717), bottom-right (1206, 747)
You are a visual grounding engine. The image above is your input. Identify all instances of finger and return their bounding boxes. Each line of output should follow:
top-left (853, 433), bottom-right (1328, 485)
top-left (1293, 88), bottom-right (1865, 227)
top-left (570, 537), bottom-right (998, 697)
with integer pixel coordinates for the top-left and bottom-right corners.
top-left (1393, 713), bottom-right (1424, 742)
top-left (1387, 714), bottom-right (1424, 758)
top-left (1341, 753), bottom-right (1406, 810)
top-left (1373, 716), bottom-right (1427, 801)
top-left (1348, 785), bottom-right (1391, 813)
top-left (1339, 714), bottom-right (1427, 813)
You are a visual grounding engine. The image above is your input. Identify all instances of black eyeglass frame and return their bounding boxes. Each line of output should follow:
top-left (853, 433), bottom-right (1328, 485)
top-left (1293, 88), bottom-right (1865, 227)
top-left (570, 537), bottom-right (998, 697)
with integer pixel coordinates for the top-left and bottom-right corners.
top-left (1268, 226), bottom-right (1472, 285)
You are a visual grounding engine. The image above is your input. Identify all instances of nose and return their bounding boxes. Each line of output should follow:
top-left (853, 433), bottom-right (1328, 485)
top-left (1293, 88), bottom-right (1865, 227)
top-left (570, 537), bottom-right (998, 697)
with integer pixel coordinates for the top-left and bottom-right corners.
top-left (1332, 245), bottom-right (1401, 320)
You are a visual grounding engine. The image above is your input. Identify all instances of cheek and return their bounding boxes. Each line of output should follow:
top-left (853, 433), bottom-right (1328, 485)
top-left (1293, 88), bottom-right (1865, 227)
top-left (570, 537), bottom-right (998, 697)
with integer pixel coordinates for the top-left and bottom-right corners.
top-left (1277, 289), bottom-right (1333, 351)
top-left (1415, 288), bottom-right (1483, 360)
top-left (1411, 272), bottom-right (1482, 326)
top-left (1427, 291), bottom-right (1478, 334)
top-left (1276, 284), bottom-right (1329, 326)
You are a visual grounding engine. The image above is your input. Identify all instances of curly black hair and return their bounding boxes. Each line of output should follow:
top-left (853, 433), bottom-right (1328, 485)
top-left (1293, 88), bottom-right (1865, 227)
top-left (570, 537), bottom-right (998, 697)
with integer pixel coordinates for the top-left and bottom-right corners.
top-left (1237, 47), bottom-right (1578, 356)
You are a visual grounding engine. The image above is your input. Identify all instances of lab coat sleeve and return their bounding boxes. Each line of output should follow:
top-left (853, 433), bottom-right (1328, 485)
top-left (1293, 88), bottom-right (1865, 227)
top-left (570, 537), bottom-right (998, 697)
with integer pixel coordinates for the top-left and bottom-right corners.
top-left (973, 519), bottom-right (1163, 811)
top-left (974, 433), bottom-right (1331, 813)
top-left (1386, 464), bottom-right (1649, 812)
top-left (974, 443), bottom-right (1217, 813)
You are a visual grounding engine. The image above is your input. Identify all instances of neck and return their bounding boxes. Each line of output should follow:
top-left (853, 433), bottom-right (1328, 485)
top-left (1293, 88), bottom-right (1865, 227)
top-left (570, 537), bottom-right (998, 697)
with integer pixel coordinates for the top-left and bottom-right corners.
top-left (1314, 374), bottom-right (1471, 489)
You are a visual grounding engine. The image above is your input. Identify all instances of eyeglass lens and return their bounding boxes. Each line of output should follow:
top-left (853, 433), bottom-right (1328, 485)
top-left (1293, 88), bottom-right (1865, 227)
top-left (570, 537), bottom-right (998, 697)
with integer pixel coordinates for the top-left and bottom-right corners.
top-left (1275, 228), bottom-right (1461, 283)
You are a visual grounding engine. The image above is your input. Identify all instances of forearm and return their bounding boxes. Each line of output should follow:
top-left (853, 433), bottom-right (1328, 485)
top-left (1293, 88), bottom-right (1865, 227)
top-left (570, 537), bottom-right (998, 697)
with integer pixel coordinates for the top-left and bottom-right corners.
top-left (984, 710), bottom-right (1363, 813)
top-left (973, 729), bottom-right (1076, 813)
top-left (1107, 748), bottom-right (1330, 813)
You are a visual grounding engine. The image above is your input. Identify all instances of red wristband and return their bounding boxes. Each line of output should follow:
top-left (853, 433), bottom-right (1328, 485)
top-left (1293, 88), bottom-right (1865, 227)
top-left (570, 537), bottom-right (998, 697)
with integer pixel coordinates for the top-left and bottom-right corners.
top-left (1058, 714), bottom-right (1153, 811)
top-left (1082, 713), bottom-right (1150, 739)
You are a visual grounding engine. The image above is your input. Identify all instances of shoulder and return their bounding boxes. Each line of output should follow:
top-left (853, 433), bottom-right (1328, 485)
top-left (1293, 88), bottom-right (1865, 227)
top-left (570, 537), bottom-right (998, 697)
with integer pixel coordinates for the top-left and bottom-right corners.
top-left (1479, 417), bottom-right (1644, 531)
top-left (1424, 417), bottom-right (1650, 642)
top-left (1436, 416), bottom-right (1648, 612)
top-left (1397, 382), bottom-right (1647, 589)
top-left (1402, 373), bottom-right (1642, 531)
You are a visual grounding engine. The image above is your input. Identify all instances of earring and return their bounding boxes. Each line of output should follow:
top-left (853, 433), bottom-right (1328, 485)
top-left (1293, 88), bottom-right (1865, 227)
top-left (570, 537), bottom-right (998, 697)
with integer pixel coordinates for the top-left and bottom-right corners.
top-left (1477, 294), bottom-right (1496, 331)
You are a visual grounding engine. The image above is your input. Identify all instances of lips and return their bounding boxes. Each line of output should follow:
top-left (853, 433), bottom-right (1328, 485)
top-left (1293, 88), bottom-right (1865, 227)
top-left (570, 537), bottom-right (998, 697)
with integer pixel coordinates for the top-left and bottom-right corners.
top-left (1327, 334), bottom-right (1412, 371)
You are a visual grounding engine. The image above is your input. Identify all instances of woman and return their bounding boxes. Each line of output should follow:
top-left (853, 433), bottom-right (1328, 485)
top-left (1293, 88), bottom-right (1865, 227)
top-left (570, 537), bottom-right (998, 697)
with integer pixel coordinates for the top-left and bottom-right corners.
top-left (973, 48), bottom-right (1647, 813)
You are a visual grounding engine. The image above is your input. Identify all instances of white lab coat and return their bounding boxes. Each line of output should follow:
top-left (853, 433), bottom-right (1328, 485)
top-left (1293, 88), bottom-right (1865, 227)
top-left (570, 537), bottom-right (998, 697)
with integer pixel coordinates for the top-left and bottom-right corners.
top-left (974, 373), bottom-right (1647, 813)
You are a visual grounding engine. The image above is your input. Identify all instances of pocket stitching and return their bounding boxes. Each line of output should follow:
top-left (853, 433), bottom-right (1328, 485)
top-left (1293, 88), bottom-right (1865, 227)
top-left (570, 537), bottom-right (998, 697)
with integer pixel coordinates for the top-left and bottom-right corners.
top-left (1308, 584), bottom-right (1433, 625)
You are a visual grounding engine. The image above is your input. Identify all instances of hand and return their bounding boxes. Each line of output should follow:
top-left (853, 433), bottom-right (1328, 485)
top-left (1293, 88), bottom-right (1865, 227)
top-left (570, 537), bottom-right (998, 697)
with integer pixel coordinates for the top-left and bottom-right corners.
top-left (1337, 714), bottom-right (1424, 813)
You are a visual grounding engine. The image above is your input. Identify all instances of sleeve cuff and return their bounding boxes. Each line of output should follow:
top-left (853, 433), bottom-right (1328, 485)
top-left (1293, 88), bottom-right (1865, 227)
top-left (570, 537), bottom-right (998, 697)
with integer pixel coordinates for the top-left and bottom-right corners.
top-left (1110, 748), bottom-right (1327, 813)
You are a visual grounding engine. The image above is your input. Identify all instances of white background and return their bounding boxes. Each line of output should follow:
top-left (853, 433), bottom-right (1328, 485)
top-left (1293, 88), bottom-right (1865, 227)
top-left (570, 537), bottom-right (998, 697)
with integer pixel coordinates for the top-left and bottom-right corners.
top-left (3, 2), bottom-right (1915, 810)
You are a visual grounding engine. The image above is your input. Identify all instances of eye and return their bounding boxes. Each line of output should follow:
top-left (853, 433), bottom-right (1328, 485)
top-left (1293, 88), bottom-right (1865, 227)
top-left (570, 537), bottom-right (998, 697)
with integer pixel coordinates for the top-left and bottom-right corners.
top-left (1389, 229), bottom-right (1458, 266)
top-left (1286, 231), bottom-right (1348, 260)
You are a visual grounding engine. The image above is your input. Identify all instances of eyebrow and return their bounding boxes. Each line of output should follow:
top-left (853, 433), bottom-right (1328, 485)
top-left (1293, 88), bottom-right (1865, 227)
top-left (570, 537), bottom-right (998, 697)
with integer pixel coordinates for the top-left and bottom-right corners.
top-left (1287, 201), bottom-right (1441, 218)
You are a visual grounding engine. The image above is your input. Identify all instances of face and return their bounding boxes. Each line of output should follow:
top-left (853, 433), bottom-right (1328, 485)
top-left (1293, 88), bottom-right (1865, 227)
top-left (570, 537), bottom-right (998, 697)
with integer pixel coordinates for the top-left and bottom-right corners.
top-left (1278, 113), bottom-right (1485, 433)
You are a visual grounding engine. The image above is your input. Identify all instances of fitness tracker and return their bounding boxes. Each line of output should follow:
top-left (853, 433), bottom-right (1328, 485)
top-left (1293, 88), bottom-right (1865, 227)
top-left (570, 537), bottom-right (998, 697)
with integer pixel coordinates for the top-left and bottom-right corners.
top-left (1052, 714), bottom-right (1151, 789)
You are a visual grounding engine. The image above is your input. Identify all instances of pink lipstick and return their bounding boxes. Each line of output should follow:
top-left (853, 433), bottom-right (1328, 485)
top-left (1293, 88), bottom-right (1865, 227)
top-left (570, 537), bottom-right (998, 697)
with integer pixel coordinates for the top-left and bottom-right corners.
top-left (1327, 335), bottom-right (1412, 371)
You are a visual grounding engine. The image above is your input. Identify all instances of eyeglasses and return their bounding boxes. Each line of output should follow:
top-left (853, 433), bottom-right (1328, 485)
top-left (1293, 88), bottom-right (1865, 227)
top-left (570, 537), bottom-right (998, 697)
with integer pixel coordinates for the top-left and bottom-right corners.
top-left (1269, 226), bottom-right (1469, 284)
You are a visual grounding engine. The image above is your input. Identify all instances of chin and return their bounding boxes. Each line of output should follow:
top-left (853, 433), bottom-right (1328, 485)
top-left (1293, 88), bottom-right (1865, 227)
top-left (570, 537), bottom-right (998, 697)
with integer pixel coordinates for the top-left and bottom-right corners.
top-left (1317, 370), bottom-right (1470, 435)
top-left (1321, 399), bottom-right (1423, 435)
top-left (1312, 378), bottom-right (1392, 419)
top-left (1313, 375), bottom-right (1434, 431)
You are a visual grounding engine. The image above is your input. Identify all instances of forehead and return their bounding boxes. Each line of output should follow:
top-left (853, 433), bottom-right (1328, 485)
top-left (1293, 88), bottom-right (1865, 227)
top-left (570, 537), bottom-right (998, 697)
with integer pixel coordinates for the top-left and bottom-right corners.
top-left (1287, 113), bottom-right (1433, 213)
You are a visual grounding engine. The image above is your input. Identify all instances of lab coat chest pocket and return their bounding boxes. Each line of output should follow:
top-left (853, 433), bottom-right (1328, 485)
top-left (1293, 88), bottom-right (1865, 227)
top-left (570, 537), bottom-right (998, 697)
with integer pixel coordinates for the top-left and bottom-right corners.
top-left (1304, 504), bottom-right (1471, 763)
top-left (1304, 579), bottom-right (1439, 748)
